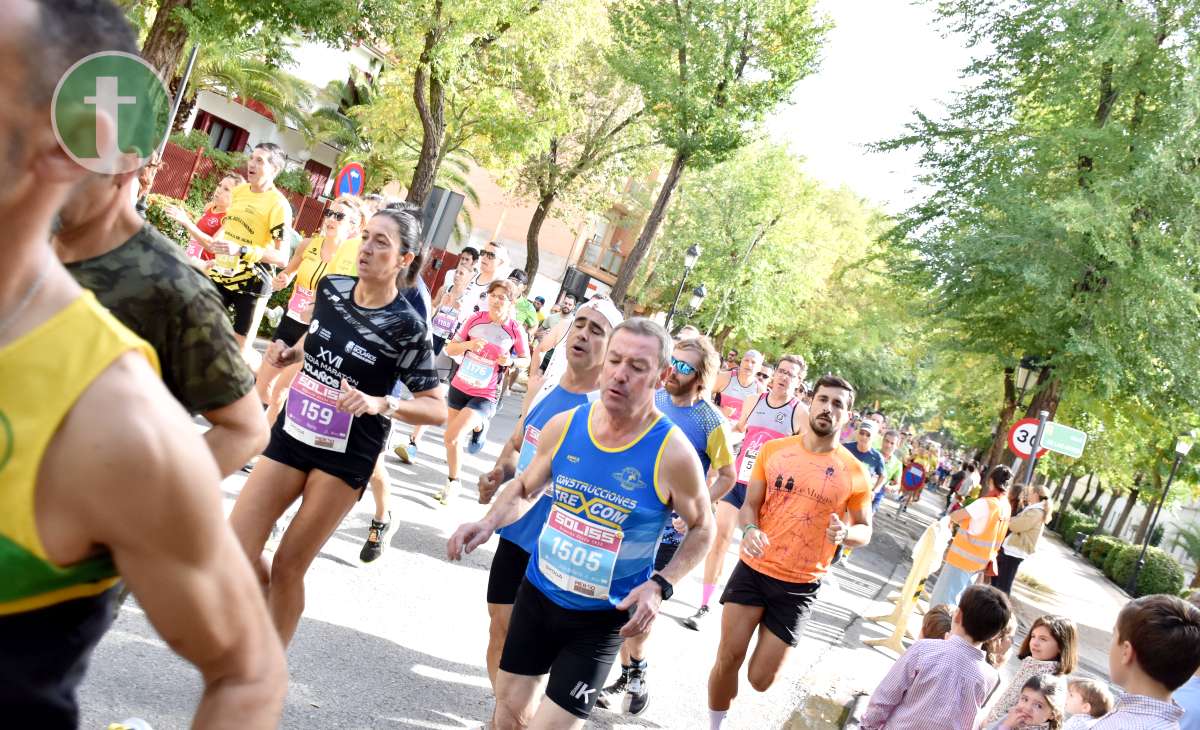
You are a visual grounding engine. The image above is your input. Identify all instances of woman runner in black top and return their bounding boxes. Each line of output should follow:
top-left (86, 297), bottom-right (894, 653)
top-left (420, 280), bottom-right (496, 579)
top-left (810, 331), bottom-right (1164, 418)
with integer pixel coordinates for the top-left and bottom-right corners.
top-left (229, 205), bottom-right (446, 646)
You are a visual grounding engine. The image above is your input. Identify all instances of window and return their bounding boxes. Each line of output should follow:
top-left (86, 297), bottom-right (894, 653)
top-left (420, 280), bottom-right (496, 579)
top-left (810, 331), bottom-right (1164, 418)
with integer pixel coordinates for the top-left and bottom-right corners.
top-left (208, 118), bottom-right (247, 152)
top-left (304, 160), bottom-right (332, 196)
top-left (582, 236), bottom-right (603, 267)
top-left (599, 242), bottom-right (623, 275)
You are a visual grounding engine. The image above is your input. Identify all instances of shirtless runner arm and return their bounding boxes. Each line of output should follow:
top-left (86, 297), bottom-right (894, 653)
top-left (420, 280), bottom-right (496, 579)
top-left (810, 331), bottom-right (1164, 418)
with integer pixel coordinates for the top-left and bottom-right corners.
top-left (201, 391), bottom-right (270, 477)
top-left (479, 412), bottom-right (524, 504)
top-left (40, 354), bottom-right (286, 727)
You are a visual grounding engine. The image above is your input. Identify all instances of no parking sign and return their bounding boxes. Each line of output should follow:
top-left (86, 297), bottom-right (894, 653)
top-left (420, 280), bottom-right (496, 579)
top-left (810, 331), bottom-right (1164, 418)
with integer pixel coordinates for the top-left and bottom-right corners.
top-left (334, 162), bottom-right (365, 197)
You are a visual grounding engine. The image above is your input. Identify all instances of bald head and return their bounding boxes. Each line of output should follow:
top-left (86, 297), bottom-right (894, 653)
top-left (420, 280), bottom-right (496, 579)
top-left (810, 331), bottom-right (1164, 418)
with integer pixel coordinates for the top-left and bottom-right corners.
top-left (23, 0), bottom-right (139, 105)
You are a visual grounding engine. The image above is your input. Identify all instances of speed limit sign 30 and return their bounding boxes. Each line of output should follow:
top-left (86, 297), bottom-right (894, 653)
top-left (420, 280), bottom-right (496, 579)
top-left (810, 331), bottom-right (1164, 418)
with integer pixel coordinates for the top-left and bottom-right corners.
top-left (1008, 418), bottom-right (1049, 459)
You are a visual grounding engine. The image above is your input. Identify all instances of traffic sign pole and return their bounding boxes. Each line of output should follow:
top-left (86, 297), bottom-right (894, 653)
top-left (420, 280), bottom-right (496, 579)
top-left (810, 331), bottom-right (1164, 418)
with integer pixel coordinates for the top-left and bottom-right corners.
top-left (1023, 410), bottom-right (1049, 485)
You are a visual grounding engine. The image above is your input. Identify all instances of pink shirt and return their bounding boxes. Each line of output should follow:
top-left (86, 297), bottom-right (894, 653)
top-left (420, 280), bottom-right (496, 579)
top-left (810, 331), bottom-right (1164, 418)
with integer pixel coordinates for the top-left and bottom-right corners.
top-left (861, 635), bottom-right (999, 730)
top-left (450, 310), bottom-right (528, 400)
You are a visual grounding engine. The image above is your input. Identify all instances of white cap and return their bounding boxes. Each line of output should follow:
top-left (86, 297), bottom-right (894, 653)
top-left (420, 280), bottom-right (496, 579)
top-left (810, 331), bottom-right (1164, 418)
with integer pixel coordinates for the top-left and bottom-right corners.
top-left (577, 296), bottom-right (624, 329)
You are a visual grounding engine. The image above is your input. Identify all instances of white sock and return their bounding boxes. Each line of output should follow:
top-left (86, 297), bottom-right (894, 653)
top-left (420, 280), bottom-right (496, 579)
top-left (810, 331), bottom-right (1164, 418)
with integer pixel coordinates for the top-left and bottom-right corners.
top-left (710, 709), bottom-right (727, 730)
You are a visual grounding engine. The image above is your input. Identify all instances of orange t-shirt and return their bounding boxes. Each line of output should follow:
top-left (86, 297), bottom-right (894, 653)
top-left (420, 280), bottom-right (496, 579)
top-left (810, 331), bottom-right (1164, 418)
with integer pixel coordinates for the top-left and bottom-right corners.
top-left (744, 436), bottom-right (871, 584)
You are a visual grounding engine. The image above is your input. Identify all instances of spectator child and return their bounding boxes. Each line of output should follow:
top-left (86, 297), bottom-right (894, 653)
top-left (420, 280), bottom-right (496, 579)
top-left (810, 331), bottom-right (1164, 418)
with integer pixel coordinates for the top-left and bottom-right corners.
top-left (985, 615), bottom-right (1078, 724)
top-left (1093, 594), bottom-right (1200, 729)
top-left (861, 585), bottom-right (1012, 730)
top-left (987, 674), bottom-right (1067, 730)
top-left (985, 612), bottom-right (1021, 669)
top-left (1173, 591), bottom-right (1200, 730)
top-left (922, 604), bottom-right (954, 640)
top-left (1062, 678), bottom-right (1113, 730)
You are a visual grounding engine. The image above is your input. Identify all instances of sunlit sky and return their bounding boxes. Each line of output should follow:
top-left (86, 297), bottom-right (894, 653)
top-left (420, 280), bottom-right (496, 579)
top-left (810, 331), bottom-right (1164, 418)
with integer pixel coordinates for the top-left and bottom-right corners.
top-left (766, 0), bottom-right (975, 213)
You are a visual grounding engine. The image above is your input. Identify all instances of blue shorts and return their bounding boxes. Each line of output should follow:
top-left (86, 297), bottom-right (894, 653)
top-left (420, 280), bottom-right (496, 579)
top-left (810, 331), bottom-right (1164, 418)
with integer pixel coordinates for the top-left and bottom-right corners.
top-left (722, 483), bottom-right (747, 510)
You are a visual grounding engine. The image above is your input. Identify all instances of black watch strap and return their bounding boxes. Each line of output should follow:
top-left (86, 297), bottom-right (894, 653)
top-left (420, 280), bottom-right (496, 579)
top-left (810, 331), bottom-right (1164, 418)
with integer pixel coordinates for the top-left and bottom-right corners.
top-left (650, 573), bottom-right (673, 601)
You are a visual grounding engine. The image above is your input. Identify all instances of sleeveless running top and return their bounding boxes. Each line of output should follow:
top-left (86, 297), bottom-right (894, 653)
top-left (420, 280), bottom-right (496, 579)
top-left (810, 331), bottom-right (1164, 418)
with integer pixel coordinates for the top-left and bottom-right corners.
top-left (526, 403), bottom-right (675, 611)
top-left (717, 370), bottom-right (760, 421)
top-left (498, 385), bottom-right (599, 553)
top-left (286, 235), bottom-right (339, 322)
top-left (734, 394), bottom-right (799, 486)
top-left (0, 292), bottom-right (158, 724)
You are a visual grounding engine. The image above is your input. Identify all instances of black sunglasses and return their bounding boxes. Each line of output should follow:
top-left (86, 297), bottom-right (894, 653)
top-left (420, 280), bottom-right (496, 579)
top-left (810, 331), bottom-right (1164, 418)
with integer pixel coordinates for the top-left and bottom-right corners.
top-left (323, 209), bottom-right (347, 221)
top-left (756, 372), bottom-right (771, 380)
top-left (480, 250), bottom-right (498, 259)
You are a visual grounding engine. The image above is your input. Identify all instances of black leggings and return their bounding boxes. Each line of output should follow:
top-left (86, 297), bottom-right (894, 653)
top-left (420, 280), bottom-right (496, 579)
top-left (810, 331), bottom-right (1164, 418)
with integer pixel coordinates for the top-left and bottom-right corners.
top-left (992, 550), bottom-right (1024, 594)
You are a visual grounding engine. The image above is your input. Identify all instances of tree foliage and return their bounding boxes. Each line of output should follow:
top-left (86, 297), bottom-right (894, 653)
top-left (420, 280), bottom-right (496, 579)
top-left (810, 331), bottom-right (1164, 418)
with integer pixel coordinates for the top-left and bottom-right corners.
top-left (606, 0), bottom-right (829, 304)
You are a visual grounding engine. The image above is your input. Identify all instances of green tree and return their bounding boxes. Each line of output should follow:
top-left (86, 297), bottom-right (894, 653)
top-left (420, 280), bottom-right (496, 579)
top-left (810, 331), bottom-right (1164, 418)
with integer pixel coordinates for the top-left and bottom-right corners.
top-left (131, 0), bottom-right (381, 81)
top-left (606, 0), bottom-right (828, 306)
top-left (879, 0), bottom-right (1200, 467)
top-left (511, 44), bottom-right (652, 281)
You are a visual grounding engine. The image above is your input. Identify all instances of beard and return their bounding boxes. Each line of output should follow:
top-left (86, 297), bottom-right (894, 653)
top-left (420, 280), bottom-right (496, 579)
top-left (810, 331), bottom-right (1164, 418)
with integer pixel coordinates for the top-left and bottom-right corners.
top-left (809, 413), bottom-right (835, 437)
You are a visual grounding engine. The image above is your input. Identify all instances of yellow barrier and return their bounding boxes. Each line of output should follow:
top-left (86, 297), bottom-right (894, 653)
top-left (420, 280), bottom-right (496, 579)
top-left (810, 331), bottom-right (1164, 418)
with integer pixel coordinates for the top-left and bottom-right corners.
top-left (863, 520), bottom-right (945, 654)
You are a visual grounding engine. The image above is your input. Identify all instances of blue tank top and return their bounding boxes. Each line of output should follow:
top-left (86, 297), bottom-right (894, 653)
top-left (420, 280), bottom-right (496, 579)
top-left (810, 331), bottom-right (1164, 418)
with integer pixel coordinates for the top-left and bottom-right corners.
top-left (525, 403), bottom-right (675, 611)
top-left (497, 385), bottom-right (598, 553)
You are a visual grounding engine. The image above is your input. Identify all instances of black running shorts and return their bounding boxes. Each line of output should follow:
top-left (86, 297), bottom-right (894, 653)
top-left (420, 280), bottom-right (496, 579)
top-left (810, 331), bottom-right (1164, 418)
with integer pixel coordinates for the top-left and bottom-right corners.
top-left (219, 287), bottom-right (263, 337)
top-left (262, 416), bottom-right (372, 491)
top-left (653, 540), bottom-right (679, 573)
top-left (499, 580), bottom-right (628, 719)
top-left (486, 538), bottom-right (531, 605)
top-left (273, 316), bottom-right (308, 347)
top-left (720, 560), bottom-right (819, 647)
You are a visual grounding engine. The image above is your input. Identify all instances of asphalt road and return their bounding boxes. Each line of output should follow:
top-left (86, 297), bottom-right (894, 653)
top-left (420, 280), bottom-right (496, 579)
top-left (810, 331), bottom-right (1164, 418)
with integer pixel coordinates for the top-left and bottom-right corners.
top-left (76, 389), bottom-right (905, 729)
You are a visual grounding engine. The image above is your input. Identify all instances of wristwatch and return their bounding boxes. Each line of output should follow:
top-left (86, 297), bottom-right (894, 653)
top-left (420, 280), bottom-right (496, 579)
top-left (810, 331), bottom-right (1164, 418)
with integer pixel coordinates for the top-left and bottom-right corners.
top-left (649, 573), bottom-right (673, 601)
top-left (382, 395), bottom-right (401, 417)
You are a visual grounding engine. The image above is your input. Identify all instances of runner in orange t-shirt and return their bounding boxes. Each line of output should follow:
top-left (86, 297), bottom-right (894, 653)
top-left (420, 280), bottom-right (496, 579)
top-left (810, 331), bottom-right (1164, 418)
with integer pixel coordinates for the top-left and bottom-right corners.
top-left (706, 374), bottom-right (872, 729)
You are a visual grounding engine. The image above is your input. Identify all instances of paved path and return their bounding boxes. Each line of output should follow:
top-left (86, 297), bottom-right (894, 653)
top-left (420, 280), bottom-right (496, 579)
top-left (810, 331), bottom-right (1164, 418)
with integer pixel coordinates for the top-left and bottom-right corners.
top-left (77, 391), bottom-right (905, 729)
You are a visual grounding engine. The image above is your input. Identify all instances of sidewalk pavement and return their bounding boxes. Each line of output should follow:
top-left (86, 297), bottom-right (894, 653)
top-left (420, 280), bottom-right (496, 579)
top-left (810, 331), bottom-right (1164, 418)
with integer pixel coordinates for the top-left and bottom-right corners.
top-left (781, 487), bottom-right (1128, 728)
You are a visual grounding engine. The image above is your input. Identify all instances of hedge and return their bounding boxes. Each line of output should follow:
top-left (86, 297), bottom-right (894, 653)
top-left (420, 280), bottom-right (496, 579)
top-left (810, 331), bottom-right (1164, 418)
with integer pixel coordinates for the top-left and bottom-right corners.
top-left (1083, 535), bottom-right (1122, 567)
top-left (1110, 545), bottom-right (1185, 598)
top-left (1060, 508), bottom-right (1099, 546)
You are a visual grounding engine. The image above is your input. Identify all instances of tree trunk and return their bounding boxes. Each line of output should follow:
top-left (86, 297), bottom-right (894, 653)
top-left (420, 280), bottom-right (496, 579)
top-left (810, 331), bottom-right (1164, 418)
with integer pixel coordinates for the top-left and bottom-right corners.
top-left (1134, 497), bottom-right (1156, 545)
top-left (1113, 473), bottom-right (1144, 538)
top-left (1053, 475), bottom-right (1069, 502)
top-left (982, 368), bottom-right (1019, 472)
top-left (524, 191), bottom-right (554, 282)
top-left (140, 0), bottom-right (192, 79)
top-left (714, 323), bottom-right (735, 352)
top-left (609, 150), bottom-right (689, 309)
top-left (1053, 474), bottom-right (1081, 529)
top-left (406, 31), bottom-right (445, 207)
top-left (1099, 489), bottom-right (1120, 532)
top-left (1088, 478), bottom-right (1105, 513)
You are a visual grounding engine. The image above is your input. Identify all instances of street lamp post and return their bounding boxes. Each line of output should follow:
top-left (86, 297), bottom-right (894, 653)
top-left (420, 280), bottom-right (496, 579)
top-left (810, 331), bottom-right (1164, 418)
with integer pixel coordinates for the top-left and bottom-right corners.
top-left (1127, 437), bottom-right (1193, 595)
top-left (1015, 356), bottom-right (1041, 406)
top-left (685, 284), bottom-right (707, 319)
top-left (665, 244), bottom-right (701, 333)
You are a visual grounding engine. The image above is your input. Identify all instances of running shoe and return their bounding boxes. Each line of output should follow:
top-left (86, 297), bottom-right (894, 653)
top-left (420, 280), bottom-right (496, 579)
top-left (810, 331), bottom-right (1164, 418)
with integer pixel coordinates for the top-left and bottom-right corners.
top-left (595, 664), bottom-right (631, 710)
top-left (359, 510), bottom-right (392, 563)
top-left (435, 479), bottom-right (460, 505)
top-left (466, 421), bottom-right (489, 455)
top-left (682, 604), bottom-right (710, 631)
top-left (624, 662), bottom-right (649, 715)
top-left (394, 439), bottom-right (417, 464)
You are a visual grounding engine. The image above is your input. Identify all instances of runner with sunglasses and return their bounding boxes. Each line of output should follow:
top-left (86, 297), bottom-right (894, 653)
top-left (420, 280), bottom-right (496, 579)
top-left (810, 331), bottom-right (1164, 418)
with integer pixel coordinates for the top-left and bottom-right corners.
top-left (598, 336), bottom-right (735, 715)
top-left (684, 355), bottom-right (808, 632)
top-left (713, 350), bottom-right (766, 421)
top-left (256, 198), bottom-right (364, 423)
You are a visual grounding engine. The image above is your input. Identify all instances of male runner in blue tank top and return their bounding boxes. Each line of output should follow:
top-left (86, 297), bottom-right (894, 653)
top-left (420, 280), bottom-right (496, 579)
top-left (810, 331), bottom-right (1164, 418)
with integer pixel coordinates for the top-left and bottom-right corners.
top-left (448, 319), bottom-right (715, 728)
top-left (475, 299), bottom-right (623, 690)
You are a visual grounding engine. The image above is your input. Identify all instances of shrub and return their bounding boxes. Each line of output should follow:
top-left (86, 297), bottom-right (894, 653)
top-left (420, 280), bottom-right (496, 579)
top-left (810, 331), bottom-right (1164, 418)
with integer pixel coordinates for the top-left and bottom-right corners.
top-left (275, 167), bottom-right (313, 197)
top-left (1084, 535), bottom-right (1123, 567)
top-left (1070, 498), bottom-right (1102, 517)
top-left (1103, 543), bottom-right (1136, 579)
top-left (169, 129), bottom-right (209, 151)
top-left (1055, 509), bottom-right (1082, 538)
top-left (1064, 513), bottom-right (1099, 546)
top-left (1149, 523), bottom-right (1165, 548)
top-left (1111, 545), bottom-right (1185, 597)
top-left (144, 194), bottom-right (201, 248)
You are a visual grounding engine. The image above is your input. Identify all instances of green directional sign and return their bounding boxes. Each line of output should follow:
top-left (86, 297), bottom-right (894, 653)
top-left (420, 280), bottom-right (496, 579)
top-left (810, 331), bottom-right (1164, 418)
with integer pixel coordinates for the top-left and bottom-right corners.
top-left (1042, 421), bottom-right (1087, 458)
